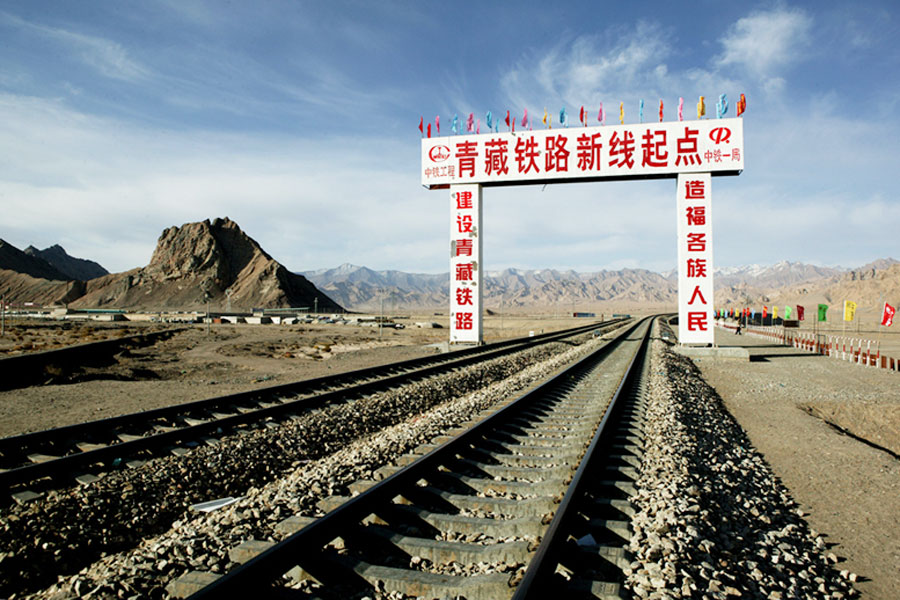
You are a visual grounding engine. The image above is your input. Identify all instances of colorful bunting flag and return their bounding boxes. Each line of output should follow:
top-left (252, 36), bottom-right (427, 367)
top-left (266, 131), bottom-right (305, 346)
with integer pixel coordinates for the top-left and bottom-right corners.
top-left (639, 99), bottom-right (644, 123)
top-left (678, 97), bottom-right (684, 121)
top-left (451, 114), bottom-right (459, 135)
top-left (619, 102), bottom-right (624, 124)
top-left (486, 111), bottom-right (493, 131)
top-left (598, 103), bottom-right (604, 125)
top-left (882, 302), bottom-right (896, 327)
top-left (418, 116), bottom-right (423, 136)
top-left (436, 115), bottom-right (440, 135)
top-left (818, 304), bottom-right (828, 322)
top-left (476, 118), bottom-right (480, 134)
top-left (559, 107), bottom-right (567, 127)
top-left (737, 93), bottom-right (747, 117)
top-left (522, 108), bottom-right (529, 129)
top-left (658, 99), bottom-right (663, 122)
top-left (697, 96), bottom-right (705, 119)
top-left (466, 113), bottom-right (474, 133)
top-left (505, 110), bottom-right (510, 130)
top-left (843, 300), bottom-right (857, 321)
top-left (542, 107), bottom-right (548, 128)
top-left (797, 305), bottom-right (805, 321)
top-left (579, 105), bottom-right (586, 127)
top-left (427, 123), bottom-right (431, 138)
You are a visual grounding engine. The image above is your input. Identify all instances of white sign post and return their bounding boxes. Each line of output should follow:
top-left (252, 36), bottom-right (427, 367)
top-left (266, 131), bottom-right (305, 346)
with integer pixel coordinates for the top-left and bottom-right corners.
top-left (421, 117), bottom-right (744, 345)
top-left (676, 173), bottom-right (714, 345)
top-left (449, 184), bottom-right (483, 343)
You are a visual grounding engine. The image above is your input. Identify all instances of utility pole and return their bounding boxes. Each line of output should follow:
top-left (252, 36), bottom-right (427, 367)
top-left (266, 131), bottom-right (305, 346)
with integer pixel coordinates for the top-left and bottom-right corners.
top-left (205, 291), bottom-right (211, 335)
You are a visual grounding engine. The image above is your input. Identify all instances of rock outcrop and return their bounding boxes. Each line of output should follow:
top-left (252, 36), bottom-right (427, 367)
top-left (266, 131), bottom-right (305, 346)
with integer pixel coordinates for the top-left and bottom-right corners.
top-left (70, 218), bottom-right (342, 311)
top-left (0, 219), bottom-right (342, 312)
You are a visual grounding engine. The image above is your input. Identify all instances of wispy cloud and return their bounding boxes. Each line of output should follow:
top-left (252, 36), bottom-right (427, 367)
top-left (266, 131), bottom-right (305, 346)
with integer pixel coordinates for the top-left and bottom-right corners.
top-left (1, 11), bottom-right (149, 82)
top-left (714, 6), bottom-right (812, 86)
top-left (500, 21), bottom-right (676, 110)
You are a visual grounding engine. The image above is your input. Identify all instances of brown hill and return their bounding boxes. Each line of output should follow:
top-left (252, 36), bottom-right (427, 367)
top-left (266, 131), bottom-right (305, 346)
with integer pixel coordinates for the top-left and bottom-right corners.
top-left (0, 218), bottom-right (342, 312)
top-left (68, 218), bottom-right (342, 312)
top-left (24, 244), bottom-right (108, 280)
top-left (0, 239), bottom-right (70, 281)
top-left (716, 262), bottom-right (900, 322)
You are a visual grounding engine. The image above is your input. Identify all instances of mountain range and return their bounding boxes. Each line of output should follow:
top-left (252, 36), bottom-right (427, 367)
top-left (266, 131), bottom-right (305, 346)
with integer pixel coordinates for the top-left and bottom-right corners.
top-left (2, 217), bottom-right (897, 314)
top-left (302, 260), bottom-right (900, 312)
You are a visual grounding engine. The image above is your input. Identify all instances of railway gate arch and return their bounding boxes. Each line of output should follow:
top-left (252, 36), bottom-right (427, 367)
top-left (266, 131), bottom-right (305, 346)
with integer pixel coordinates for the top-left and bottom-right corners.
top-left (420, 116), bottom-right (744, 346)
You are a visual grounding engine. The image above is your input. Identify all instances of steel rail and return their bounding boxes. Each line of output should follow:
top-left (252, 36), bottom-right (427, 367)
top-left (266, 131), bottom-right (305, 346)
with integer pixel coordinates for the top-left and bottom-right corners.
top-left (185, 317), bottom-right (650, 599)
top-left (511, 316), bottom-right (652, 599)
top-left (0, 320), bottom-right (625, 492)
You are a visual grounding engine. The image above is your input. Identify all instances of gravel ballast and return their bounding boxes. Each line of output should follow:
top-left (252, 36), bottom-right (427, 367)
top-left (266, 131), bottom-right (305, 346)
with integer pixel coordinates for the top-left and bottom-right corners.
top-left (16, 333), bottom-right (609, 599)
top-left (627, 331), bottom-right (859, 599)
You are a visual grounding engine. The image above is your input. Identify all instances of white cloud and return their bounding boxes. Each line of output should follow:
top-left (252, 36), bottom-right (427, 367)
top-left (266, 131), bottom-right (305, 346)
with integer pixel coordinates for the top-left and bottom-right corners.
top-left (500, 21), bottom-right (676, 110)
top-left (0, 92), bottom-right (443, 273)
top-left (714, 6), bottom-right (812, 83)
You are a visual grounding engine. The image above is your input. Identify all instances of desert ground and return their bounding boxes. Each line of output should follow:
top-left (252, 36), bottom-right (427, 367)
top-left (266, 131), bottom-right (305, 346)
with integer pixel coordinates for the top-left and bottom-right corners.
top-left (0, 313), bottom-right (605, 436)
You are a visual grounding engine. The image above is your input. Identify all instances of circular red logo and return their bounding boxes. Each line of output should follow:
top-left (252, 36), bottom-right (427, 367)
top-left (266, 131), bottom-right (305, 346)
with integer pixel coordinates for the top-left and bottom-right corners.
top-left (429, 145), bottom-right (451, 162)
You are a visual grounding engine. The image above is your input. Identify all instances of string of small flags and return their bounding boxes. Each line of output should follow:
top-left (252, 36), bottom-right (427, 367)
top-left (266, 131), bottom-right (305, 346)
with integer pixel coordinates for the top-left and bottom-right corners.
top-left (419, 94), bottom-right (746, 137)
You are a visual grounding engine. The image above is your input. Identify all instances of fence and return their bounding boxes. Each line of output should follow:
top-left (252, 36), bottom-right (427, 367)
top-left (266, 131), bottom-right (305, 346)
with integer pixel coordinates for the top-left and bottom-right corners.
top-left (715, 320), bottom-right (900, 373)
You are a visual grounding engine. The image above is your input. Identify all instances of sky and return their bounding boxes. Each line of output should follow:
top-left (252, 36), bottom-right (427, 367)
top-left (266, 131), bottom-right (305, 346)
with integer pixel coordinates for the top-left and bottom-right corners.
top-left (1, 1), bottom-right (899, 275)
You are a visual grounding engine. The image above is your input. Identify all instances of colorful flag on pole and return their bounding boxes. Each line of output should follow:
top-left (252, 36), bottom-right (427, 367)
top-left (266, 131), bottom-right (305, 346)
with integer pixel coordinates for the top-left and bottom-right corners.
top-left (737, 93), bottom-right (747, 117)
top-left (784, 306), bottom-right (792, 320)
top-left (542, 107), bottom-right (548, 128)
top-left (426, 123), bottom-right (431, 138)
top-left (658, 99), bottom-right (663, 122)
top-left (505, 110), bottom-right (510, 131)
top-left (773, 306), bottom-right (779, 321)
top-left (763, 306), bottom-right (768, 319)
top-left (818, 304), bottom-right (828, 322)
top-left (522, 108), bottom-right (529, 129)
top-left (697, 96), bottom-right (705, 119)
top-left (678, 97), bottom-right (684, 121)
top-left (619, 102), bottom-right (624, 124)
top-left (598, 103), bottom-right (604, 125)
top-left (418, 116), bottom-right (423, 136)
top-left (796, 305), bottom-right (804, 321)
top-left (559, 107), bottom-right (567, 127)
top-left (639, 99), bottom-right (644, 123)
top-left (843, 300), bottom-right (857, 321)
top-left (451, 114), bottom-right (459, 135)
top-left (476, 118), bottom-right (480, 134)
top-left (485, 111), bottom-right (493, 131)
top-left (882, 302), bottom-right (896, 327)
top-left (466, 113), bottom-right (474, 133)
top-left (716, 93), bottom-right (728, 118)
top-left (436, 115), bottom-right (440, 135)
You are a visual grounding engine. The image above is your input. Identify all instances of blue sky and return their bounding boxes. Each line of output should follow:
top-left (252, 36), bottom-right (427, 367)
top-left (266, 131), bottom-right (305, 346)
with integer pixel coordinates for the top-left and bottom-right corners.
top-left (1, 1), bottom-right (898, 275)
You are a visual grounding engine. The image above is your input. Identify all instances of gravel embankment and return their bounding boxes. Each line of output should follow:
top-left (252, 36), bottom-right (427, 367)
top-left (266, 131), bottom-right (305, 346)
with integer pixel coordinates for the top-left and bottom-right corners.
top-left (626, 331), bottom-right (859, 599)
top-left (17, 334), bottom-right (607, 600)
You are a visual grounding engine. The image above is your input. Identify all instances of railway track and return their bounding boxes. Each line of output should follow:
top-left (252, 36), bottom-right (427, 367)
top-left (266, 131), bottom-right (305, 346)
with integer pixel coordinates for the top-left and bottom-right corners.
top-left (180, 317), bottom-right (653, 600)
top-left (0, 319), bottom-right (626, 500)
